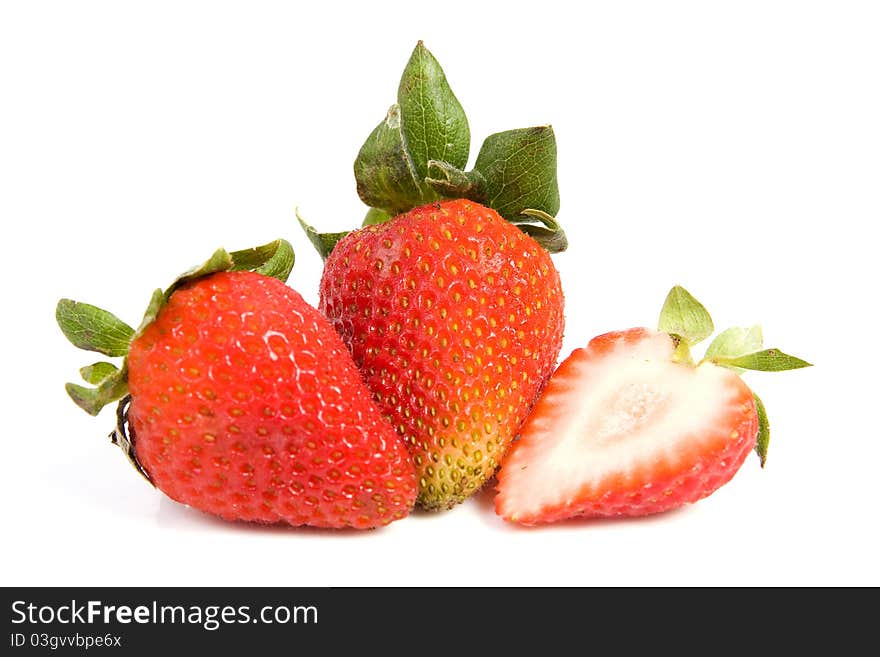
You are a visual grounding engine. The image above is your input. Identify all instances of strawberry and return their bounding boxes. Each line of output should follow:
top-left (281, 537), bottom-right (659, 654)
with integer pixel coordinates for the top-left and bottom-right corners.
top-left (318, 200), bottom-right (565, 510)
top-left (495, 286), bottom-right (811, 525)
top-left (297, 43), bottom-right (570, 509)
top-left (57, 241), bottom-right (417, 529)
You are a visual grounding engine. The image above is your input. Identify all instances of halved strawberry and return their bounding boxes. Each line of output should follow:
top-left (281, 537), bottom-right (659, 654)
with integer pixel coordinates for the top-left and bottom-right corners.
top-left (495, 286), bottom-right (811, 525)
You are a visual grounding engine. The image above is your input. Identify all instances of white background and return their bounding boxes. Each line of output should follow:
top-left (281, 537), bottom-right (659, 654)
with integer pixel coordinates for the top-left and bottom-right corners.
top-left (2, 1), bottom-right (877, 587)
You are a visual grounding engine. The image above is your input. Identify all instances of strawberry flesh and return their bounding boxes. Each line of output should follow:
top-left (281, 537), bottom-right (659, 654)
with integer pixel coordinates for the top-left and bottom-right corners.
top-left (495, 328), bottom-right (758, 524)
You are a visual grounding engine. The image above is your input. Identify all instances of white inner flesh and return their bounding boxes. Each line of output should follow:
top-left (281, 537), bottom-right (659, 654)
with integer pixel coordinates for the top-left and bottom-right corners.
top-left (506, 343), bottom-right (739, 516)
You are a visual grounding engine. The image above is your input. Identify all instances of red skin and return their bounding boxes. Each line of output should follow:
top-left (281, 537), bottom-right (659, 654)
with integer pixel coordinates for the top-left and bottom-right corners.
top-left (127, 271), bottom-right (417, 529)
top-left (495, 328), bottom-right (759, 524)
top-left (319, 200), bottom-right (565, 509)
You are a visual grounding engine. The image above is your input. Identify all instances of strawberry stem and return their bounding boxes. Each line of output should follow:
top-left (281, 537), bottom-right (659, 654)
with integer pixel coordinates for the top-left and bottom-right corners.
top-left (670, 336), bottom-right (695, 365)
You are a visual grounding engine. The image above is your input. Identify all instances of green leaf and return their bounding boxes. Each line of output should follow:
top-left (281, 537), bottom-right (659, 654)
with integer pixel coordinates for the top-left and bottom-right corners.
top-left (516, 209), bottom-right (568, 254)
top-left (296, 210), bottom-right (350, 261)
top-left (172, 247), bottom-right (234, 294)
top-left (133, 240), bottom-right (296, 337)
top-left (353, 104), bottom-right (425, 214)
top-left (56, 299), bottom-right (135, 357)
top-left (80, 361), bottom-right (119, 385)
top-left (473, 126), bottom-right (560, 222)
top-left (713, 348), bottom-right (813, 372)
top-left (135, 288), bottom-right (166, 336)
top-left (230, 239), bottom-right (295, 283)
top-left (658, 286), bottom-right (715, 347)
top-left (705, 325), bottom-right (763, 361)
top-left (362, 207), bottom-right (394, 226)
top-left (704, 325), bottom-right (763, 372)
top-left (135, 248), bottom-right (233, 334)
top-left (398, 41), bottom-right (470, 182)
top-left (753, 392), bottom-right (770, 468)
top-left (65, 363), bottom-right (129, 416)
top-left (353, 42), bottom-right (470, 216)
top-left (421, 131), bottom-right (566, 253)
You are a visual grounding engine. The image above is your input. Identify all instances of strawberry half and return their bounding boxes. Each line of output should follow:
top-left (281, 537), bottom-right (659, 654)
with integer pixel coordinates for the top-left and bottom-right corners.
top-left (495, 286), bottom-right (811, 525)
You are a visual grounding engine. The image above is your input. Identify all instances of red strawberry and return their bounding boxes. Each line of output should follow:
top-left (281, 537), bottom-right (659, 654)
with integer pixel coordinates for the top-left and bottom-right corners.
top-left (57, 242), bottom-right (417, 529)
top-left (495, 286), bottom-right (811, 525)
top-left (318, 200), bottom-right (565, 510)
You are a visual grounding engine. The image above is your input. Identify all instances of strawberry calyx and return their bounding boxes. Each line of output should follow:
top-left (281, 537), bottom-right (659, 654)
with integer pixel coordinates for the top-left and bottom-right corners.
top-left (656, 285), bottom-right (812, 466)
top-left (56, 238), bottom-right (295, 481)
top-left (296, 210), bottom-right (349, 261)
top-left (57, 238), bottom-right (295, 415)
top-left (110, 394), bottom-right (149, 483)
top-left (301, 41), bottom-right (566, 258)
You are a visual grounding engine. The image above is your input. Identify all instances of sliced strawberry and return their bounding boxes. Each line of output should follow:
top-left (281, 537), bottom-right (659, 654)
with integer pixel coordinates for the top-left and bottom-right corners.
top-left (495, 328), bottom-right (759, 524)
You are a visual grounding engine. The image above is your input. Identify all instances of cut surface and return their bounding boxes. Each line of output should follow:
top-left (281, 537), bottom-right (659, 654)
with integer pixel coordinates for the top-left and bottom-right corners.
top-left (495, 328), bottom-right (758, 524)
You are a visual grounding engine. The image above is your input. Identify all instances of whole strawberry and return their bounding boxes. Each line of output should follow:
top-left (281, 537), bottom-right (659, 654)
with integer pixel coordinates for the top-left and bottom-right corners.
top-left (319, 200), bottom-right (565, 509)
top-left (57, 241), bottom-right (417, 529)
top-left (495, 286), bottom-right (811, 525)
top-left (299, 43), bottom-right (570, 510)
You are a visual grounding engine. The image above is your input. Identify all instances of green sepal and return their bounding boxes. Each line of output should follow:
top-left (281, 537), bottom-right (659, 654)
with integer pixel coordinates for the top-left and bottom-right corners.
top-left (362, 207), bottom-right (394, 226)
top-left (753, 392), bottom-right (770, 468)
top-left (423, 130), bottom-right (566, 251)
top-left (516, 209), bottom-right (568, 254)
top-left (56, 300), bottom-right (135, 357)
top-left (230, 239), bottom-right (295, 282)
top-left (65, 363), bottom-right (128, 417)
top-left (397, 41), bottom-right (470, 182)
top-left (135, 288), bottom-right (166, 336)
top-left (296, 210), bottom-right (350, 261)
top-left (658, 285), bottom-right (715, 347)
top-left (354, 104), bottom-right (425, 215)
top-left (472, 126), bottom-right (560, 222)
top-left (422, 130), bottom-right (566, 252)
top-left (704, 325), bottom-right (764, 372)
top-left (712, 348), bottom-right (813, 372)
top-left (136, 238), bottom-right (296, 335)
top-left (171, 248), bottom-right (234, 294)
top-left (354, 42), bottom-right (469, 215)
top-left (80, 362), bottom-right (119, 385)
